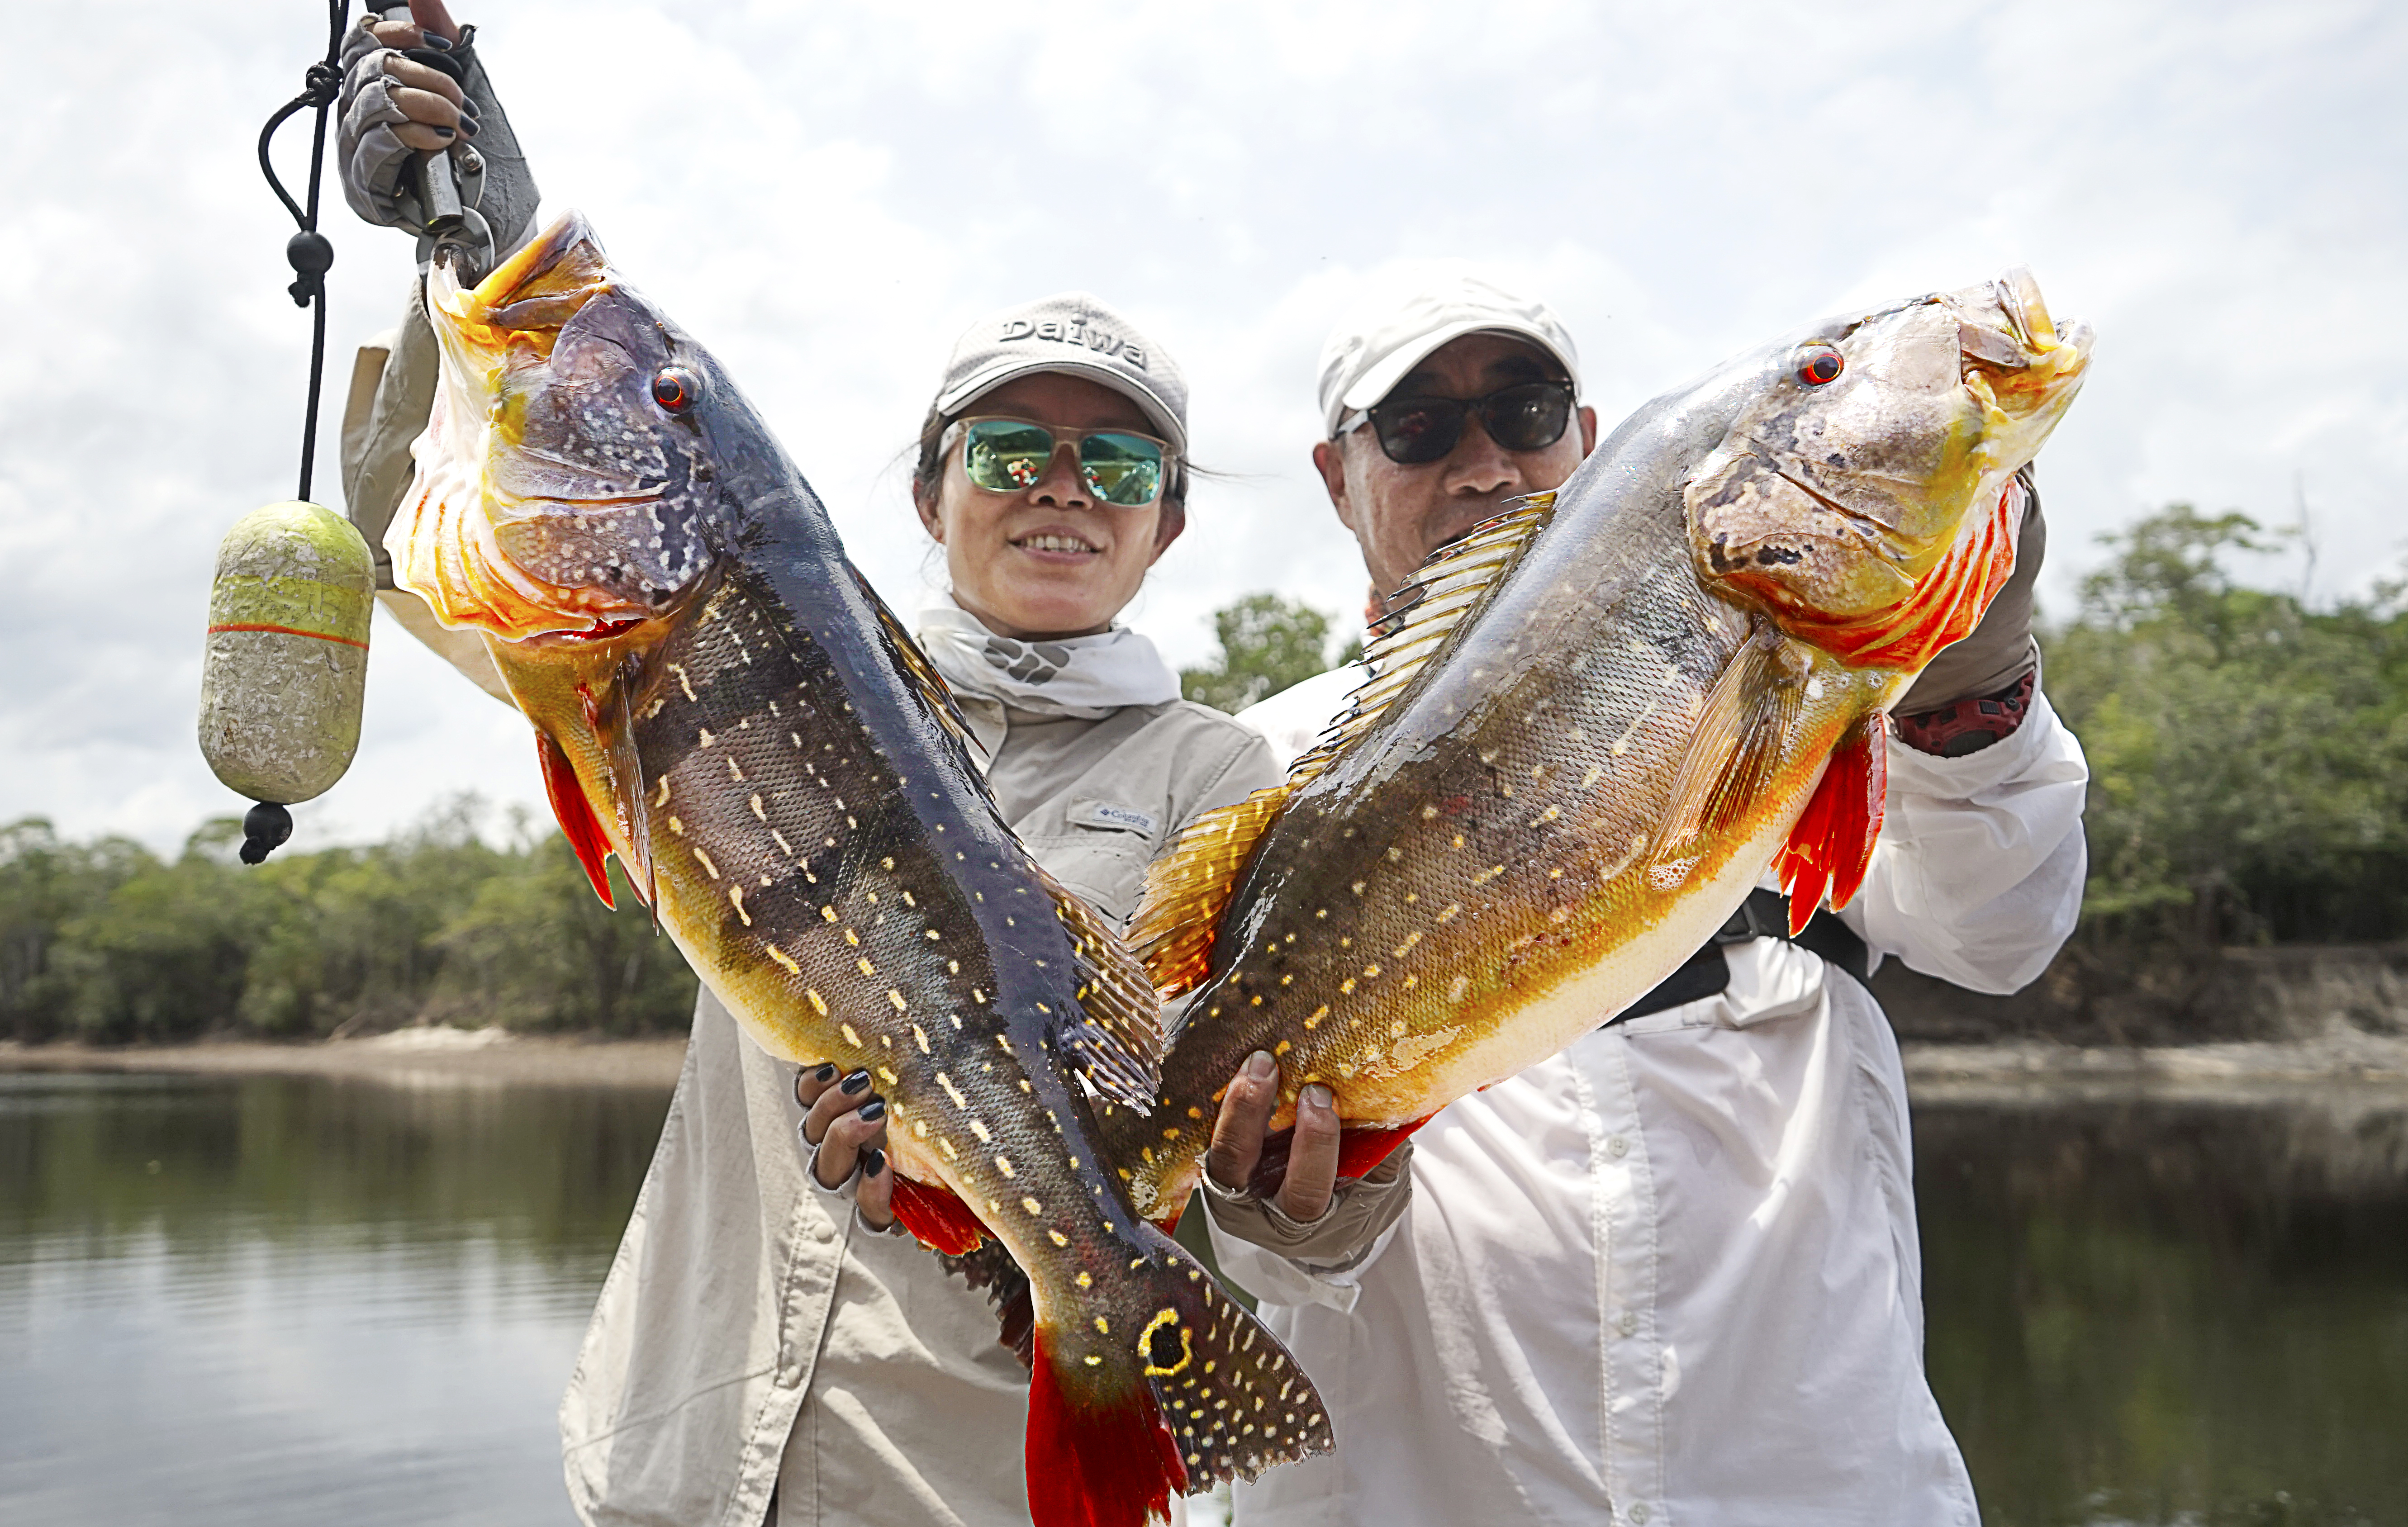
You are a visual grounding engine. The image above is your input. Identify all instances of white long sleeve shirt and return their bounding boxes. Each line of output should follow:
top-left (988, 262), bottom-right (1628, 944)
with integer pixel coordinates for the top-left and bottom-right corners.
top-left (1215, 666), bottom-right (2089, 1527)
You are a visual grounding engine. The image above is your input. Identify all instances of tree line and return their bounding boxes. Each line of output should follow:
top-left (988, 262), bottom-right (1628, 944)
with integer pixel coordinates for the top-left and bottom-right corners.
top-left (4, 506), bottom-right (2400, 1044)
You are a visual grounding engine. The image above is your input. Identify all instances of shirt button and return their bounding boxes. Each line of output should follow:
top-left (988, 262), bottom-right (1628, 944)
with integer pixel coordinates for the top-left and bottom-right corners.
top-left (1617, 1309), bottom-right (1639, 1337)
top-left (1629, 1504), bottom-right (1650, 1523)
top-left (1607, 1135), bottom-right (1630, 1159)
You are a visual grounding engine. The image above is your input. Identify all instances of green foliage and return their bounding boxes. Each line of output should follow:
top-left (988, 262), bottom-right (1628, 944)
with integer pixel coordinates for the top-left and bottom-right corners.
top-left (1181, 593), bottom-right (1358, 713)
top-left (2043, 505), bottom-right (2408, 945)
top-left (0, 799), bottom-right (697, 1044)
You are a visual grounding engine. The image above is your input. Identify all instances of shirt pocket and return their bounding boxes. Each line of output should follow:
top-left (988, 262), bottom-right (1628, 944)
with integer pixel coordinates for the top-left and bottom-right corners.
top-left (1021, 825), bottom-right (1157, 928)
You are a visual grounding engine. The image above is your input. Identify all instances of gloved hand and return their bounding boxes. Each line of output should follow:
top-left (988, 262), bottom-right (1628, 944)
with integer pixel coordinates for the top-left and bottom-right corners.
top-left (1198, 1049), bottom-right (1415, 1267)
top-left (1895, 464), bottom-right (2044, 750)
top-left (337, 3), bottom-right (541, 265)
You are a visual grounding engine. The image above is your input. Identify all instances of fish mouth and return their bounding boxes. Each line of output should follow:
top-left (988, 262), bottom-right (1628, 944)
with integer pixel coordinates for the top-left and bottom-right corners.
top-left (1949, 266), bottom-right (2093, 414)
top-left (393, 214), bottom-right (665, 640)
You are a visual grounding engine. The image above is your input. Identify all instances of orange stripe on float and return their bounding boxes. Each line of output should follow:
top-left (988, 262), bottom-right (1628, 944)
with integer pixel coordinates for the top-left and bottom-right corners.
top-left (207, 622), bottom-right (370, 650)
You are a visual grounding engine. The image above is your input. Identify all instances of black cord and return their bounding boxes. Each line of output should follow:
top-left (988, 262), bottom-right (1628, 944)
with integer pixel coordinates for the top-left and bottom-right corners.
top-left (256, 1), bottom-right (349, 503)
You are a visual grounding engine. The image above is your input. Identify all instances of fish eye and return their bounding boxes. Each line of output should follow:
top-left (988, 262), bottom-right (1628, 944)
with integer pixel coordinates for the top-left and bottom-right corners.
top-left (651, 367), bottom-right (701, 413)
top-left (1795, 346), bottom-right (1844, 387)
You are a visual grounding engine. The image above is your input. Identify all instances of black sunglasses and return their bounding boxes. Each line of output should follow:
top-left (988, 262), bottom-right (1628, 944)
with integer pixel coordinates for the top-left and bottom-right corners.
top-left (1356, 380), bottom-right (1575, 465)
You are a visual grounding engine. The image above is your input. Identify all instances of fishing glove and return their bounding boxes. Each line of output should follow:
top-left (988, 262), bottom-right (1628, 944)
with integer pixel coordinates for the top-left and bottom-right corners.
top-left (1201, 1139), bottom-right (1415, 1271)
top-left (1895, 465), bottom-right (2044, 754)
top-left (337, 17), bottom-right (542, 268)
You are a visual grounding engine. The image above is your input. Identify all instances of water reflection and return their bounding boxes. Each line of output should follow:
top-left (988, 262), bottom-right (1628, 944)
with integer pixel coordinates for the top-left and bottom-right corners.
top-left (3, 1072), bottom-right (2403, 1526)
top-left (0, 1072), bottom-right (667, 1527)
top-left (1919, 1095), bottom-right (2408, 1527)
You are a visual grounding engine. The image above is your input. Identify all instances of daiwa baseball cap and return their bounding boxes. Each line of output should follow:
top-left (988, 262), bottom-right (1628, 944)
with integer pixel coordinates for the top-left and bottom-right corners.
top-left (1317, 263), bottom-right (1582, 438)
top-left (934, 292), bottom-right (1189, 459)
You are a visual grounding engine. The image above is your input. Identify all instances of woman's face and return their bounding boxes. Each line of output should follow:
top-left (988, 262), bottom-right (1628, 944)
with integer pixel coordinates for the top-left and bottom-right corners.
top-left (916, 372), bottom-right (1183, 640)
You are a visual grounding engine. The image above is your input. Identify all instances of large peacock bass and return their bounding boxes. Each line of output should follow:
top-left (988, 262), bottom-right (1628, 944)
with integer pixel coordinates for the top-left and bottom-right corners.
top-left (386, 212), bottom-right (1329, 1527)
top-left (1106, 271), bottom-right (2091, 1219)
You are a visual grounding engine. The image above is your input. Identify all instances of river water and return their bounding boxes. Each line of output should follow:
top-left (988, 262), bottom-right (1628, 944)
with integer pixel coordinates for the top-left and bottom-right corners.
top-left (1, 1069), bottom-right (2401, 1526)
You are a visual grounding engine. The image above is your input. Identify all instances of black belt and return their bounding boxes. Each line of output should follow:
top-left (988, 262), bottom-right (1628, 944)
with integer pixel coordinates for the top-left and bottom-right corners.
top-left (1612, 887), bottom-right (1870, 1026)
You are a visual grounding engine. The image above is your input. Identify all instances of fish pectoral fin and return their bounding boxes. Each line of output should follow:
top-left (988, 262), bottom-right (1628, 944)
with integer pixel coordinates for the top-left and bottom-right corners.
top-left (536, 727), bottom-right (617, 908)
top-left (1653, 624), bottom-right (1809, 862)
top-left (1127, 785), bottom-right (1293, 1001)
top-left (888, 1174), bottom-right (989, 1256)
top-left (1043, 872), bottom-right (1167, 1109)
top-left (1777, 712), bottom-right (1890, 929)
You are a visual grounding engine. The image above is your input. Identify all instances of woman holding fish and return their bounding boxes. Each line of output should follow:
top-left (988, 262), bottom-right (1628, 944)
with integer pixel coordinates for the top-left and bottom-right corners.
top-left (333, 9), bottom-right (1295, 1526)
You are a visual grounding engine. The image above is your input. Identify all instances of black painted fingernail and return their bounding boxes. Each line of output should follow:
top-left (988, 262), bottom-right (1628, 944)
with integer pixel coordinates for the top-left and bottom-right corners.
top-left (419, 31), bottom-right (453, 49)
top-left (459, 95), bottom-right (481, 115)
top-left (812, 1062), bottom-right (838, 1083)
top-left (861, 1148), bottom-right (886, 1179)
top-left (841, 1069), bottom-right (871, 1095)
top-left (858, 1098), bottom-right (887, 1123)
top-left (430, 125), bottom-right (455, 140)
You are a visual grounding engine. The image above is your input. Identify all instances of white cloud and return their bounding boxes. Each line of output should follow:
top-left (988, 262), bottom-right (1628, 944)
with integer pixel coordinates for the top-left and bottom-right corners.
top-left (3, 0), bottom-right (2400, 852)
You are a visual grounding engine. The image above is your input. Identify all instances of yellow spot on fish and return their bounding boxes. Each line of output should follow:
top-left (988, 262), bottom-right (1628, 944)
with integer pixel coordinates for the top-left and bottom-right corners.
top-left (1274, 1040), bottom-right (1291, 1057)
top-left (692, 848), bottom-right (719, 879)
top-left (912, 1024), bottom-right (929, 1053)
top-left (888, 990), bottom-right (908, 1012)
top-left (1076, 1271), bottom-right (1092, 1290)
top-left (841, 1024), bottom-right (861, 1047)
top-left (937, 1073), bottom-right (968, 1108)
top-left (877, 1067), bottom-right (897, 1085)
top-left (995, 1155), bottom-right (1014, 1177)
top-left (1363, 964), bottom-right (1381, 978)
top-left (729, 887), bottom-right (751, 926)
top-left (1421, 804), bottom-right (1438, 819)
top-left (822, 906), bottom-right (837, 923)
top-left (1094, 1316), bottom-right (1110, 1335)
top-left (901, 891), bottom-right (917, 907)
top-left (749, 794), bottom-right (766, 821)
top-left (924, 929), bottom-right (940, 941)
top-left (1391, 1020), bottom-right (1407, 1037)
top-left (1021, 1197), bottom-right (1042, 1215)
top-left (857, 958), bottom-right (876, 977)
top-left (843, 928), bottom-right (860, 946)
top-left (697, 727), bottom-right (713, 747)
top-left (765, 944), bottom-right (801, 975)
top-left (1304, 1006), bottom-right (1327, 1030)
top-left (1582, 764), bottom-right (1605, 787)
top-left (726, 758), bottom-right (745, 782)
top-left (940, 1138), bottom-right (959, 1161)
top-left (1452, 833), bottom-right (1466, 849)
top-left (970, 1119), bottom-right (993, 1142)
top-left (650, 777), bottom-right (671, 807)
top-left (1447, 975), bottom-right (1471, 1003)
top-left (1339, 979), bottom-right (1355, 995)
top-left (1351, 881), bottom-right (1366, 897)
top-left (807, 989), bottom-right (828, 1015)
top-left (670, 664), bottom-right (697, 702)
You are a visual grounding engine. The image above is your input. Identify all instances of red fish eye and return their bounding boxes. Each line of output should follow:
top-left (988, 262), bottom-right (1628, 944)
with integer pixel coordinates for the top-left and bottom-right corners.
top-left (1796, 348), bottom-right (1843, 386)
top-left (651, 368), bottom-right (698, 412)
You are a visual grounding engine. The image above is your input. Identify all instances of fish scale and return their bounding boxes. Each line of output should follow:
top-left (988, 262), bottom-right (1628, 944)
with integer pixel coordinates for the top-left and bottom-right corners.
top-left (387, 211), bottom-right (1331, 1527)
top-left (1111, 271), bottom-right (2091, 1224)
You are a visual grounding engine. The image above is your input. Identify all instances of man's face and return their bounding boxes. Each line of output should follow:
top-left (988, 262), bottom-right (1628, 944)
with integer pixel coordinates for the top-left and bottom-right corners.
top-left (1313, 332), bottom-right (1599, 602)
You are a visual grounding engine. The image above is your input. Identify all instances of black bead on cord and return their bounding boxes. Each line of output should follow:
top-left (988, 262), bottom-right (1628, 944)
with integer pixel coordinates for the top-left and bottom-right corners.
top-left (255, 0), bottom-right (350, 505)
top-left (242, 2), bottom-right (347, 868)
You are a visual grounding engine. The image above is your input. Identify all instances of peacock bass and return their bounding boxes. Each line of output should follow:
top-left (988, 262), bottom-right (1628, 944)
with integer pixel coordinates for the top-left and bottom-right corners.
top-left (386, 211), bottom-right (1330, 1527)
top-left (1105, 270), bottom-right (2092, 1218)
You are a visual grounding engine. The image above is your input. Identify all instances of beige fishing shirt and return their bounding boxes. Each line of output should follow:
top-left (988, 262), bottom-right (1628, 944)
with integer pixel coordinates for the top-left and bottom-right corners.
top-left (337, 291), bottom-right (1282, 1527)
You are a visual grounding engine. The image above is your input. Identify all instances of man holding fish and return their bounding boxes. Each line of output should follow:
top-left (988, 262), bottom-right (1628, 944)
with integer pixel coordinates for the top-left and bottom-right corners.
top-left (1189, 267), bottom-right (2090, 1525)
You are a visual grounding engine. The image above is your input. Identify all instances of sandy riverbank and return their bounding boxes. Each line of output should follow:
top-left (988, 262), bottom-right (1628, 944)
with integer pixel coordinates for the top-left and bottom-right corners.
top-left (8, 1026), bottom-right (2407, 1102)
top-left (0, 1028), bottom-right (689, 1090)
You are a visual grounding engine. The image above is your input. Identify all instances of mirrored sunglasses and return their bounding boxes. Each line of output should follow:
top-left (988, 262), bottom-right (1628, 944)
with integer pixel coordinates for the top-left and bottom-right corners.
top-left (944, 417), bottom-right (1172, 507)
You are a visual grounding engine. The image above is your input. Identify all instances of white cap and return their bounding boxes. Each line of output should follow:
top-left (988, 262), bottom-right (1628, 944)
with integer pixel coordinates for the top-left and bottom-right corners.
top-left (1315, 263), bottom-right (1581, 438)
top-left (934, 291), bottom-right (1188, 459)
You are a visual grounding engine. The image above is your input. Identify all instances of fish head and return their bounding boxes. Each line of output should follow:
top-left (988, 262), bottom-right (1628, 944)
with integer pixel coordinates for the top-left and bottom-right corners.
top-left (1684, 268), bottom-right (2092, 667)
top-left (391, 212), bottom-right (756, 641)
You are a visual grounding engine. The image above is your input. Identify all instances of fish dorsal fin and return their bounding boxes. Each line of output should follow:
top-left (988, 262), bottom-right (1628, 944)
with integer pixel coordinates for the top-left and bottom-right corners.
top-left (1040, 870), bottom-right (1165, 1109)
top-left (1127, 785), bottom-right (1292, 1000)
top-left (1652, 621), bottom-right (1812, 865)
top-left (1289, 493), bottom-right (1556, 789)
top-left (1126, 495), bottom-right (1556, 1000)
top-left (847, 564), bottom-right (985, 764)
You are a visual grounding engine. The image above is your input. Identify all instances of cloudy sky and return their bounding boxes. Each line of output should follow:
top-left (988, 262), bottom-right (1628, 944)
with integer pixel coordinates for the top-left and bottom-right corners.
top-left (5, 0), bottom-right (2401, 854)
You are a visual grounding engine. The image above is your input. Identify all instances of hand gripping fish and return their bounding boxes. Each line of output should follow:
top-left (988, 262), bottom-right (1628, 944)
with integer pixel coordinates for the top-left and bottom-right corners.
top-left (386, 213), bottom-right (1330, 1527)
top-left (1107, 272), bottom-right (2092, 1218)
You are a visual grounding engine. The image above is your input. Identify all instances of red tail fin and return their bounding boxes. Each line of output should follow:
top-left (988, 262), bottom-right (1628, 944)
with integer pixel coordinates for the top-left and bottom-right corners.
top-left (536, 729), bottom-right (615, 907)
top-left (888, 1175), bottom-right (988, 1256)
top-left (1027, 1332), bottom-right (1187, 1527)
top-left (1777, 716), bottom-right (1888, 932)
